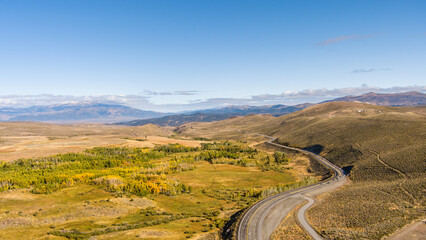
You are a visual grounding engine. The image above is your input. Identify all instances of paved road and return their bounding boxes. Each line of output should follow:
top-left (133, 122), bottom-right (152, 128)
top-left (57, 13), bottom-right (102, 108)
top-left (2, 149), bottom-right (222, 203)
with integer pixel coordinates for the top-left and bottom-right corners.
top-left (236, 137), bottom-right (347, 240)
top-left (297, 195), bottom-right (323, 240)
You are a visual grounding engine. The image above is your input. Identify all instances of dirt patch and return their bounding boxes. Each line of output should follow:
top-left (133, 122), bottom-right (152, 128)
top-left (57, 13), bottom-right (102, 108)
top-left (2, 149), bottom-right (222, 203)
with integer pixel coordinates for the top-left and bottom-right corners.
top-left (73, 203), bottom-right (128, 218)
top-left (0, 189), bottom-right (36, 200)
top-left (0, 217), bottom-right (35, 229)
top-left (145, 136), bottom-right (203, 147)
top-left (110, 197), bottom-right (155, 209)
top-left (0, 203), bottom-right (129, 229)
top-left (193, 231), bottom-right (220, 240)
top-left (95, 228), bottom-right (175, 239)
top-left (386, 219), bottom-right (426, 240)
top-left (288, 154), bottom-right (319, 182)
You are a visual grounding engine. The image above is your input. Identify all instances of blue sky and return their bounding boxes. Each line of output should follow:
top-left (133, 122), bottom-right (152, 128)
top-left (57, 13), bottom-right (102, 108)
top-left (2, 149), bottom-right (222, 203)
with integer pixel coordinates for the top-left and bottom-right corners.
top-left (0, 0), bottom-right (425, 111)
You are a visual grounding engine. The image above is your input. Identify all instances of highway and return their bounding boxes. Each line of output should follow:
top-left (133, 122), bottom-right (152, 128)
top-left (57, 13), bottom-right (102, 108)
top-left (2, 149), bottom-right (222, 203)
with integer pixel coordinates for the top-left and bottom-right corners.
top-left (236, 137), bottom-right (347, 240)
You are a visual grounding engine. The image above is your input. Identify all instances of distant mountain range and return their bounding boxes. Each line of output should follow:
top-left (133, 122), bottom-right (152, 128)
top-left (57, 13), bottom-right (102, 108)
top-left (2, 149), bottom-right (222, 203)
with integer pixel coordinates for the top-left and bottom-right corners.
top-left (1, 91), bottom-right (424, 124)
top-left (119, 103), bottom-right (313, 126)
top-left (0, 102), bottom-right (166, 123)
top-left (325, 91), bottom-right (426, 106)
top-left (117, 91), bottom-right (426, 126)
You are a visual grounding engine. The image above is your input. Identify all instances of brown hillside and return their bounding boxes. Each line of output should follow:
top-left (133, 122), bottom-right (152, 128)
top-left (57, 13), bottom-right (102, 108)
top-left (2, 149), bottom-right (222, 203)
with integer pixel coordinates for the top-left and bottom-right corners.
top-left (179, 102), bottom-right (426, 239)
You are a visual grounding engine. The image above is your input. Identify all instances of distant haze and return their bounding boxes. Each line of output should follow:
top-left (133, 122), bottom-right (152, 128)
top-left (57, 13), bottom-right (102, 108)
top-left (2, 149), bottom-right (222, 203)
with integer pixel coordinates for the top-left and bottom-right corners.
top-left (0, 103), bottom-right (165, 123)
top-left (0, 85), bottom-right (425, 112)
top-left (2, 91), bottom-right (424, 124)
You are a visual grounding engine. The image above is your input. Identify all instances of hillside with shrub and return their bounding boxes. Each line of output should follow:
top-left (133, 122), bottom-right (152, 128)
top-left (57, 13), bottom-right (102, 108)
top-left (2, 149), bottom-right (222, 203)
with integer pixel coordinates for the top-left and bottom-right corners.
top-left (178, 102), bottom-right (426, 239)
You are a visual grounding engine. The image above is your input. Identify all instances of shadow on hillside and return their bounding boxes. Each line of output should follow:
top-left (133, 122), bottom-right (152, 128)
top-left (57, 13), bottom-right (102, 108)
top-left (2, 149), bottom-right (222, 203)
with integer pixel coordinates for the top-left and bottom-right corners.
top-left (220, 208), bottom-right (246, 240)
top-left (342, 165), bottom-right (354, 175)
top-left (302, 144), bottom-right (324, 154)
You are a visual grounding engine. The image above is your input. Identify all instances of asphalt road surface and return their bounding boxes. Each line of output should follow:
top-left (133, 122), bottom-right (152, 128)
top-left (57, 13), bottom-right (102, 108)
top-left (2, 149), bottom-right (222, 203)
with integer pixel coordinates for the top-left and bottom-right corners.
top-left (236, 137), bottom-right (347, 240)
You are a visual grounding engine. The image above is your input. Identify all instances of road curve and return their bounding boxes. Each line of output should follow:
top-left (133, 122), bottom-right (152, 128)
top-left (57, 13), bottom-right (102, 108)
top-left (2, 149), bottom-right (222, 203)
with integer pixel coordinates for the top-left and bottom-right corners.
top-left (298, 195), bottom-right (323, 240)
top-left (236, 137), bottom-right (347, 240)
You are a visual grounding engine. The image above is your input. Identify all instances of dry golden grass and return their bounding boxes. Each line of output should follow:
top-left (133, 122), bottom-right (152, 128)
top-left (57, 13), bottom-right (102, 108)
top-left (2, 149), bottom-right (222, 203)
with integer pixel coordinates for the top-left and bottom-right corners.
top-left (270, 201), bottom-right (310, 240)
top-left (175, 114), bottom-right (275, 140)
top-left (0, 122), bottom-right (210, 162)
top-left (178, 102), bottom-right (426, 239)
top-left (94, 228), bottom-right (176, 240)
top-left (386, 219), bottom-right (426, 240)
top-left (0, 129), bottom-right (308, 239)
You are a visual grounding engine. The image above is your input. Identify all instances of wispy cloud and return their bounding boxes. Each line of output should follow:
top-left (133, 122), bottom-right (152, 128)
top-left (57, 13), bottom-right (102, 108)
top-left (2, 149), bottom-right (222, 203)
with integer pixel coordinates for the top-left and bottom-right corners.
top-left (352, 68), bottom-right (392, 73)
top-left (142, 90), bottom-right (200, 96)
top-left (317, 33), bottom-right (377, 46)
top-left (0, 85), bottom-right (424, 112)
top-left (0, 94), bottom-right (151, 109)
top-left (148, 85), bottom-right (426, 111)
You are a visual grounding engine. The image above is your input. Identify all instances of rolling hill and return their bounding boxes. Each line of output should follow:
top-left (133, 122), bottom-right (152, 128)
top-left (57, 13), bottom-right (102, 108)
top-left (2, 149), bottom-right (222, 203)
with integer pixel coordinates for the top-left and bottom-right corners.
top-left (177, 102), bottom-right (426, 239)
top-left (117, 104), bottom-right (311, 127)
top-left (0, 102), bottom-right (166, 123)
top-left (1, 92), bottom-right (424, 125)
top-left (117, 91), bottom-right (425, 127)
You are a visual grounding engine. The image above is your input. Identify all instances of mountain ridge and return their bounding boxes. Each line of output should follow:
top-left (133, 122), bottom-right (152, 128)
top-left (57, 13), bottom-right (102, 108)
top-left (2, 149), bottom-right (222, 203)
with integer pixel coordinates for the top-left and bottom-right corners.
top-left (0, 102), bottom-right (166, 123)
top-left (325, 91), bottom-right (426, 106)
top-left (116, 91), bottom-right (425, 126)
top-left (118, 103), bottom-right (312, 127)
top-left (1, 91), bottom-right (424, 124)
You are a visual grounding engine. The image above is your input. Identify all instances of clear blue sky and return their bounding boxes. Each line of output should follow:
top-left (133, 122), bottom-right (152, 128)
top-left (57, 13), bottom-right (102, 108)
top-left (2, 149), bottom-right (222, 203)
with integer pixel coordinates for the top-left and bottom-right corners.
top-left (0, 1), bottom-right (425, 111)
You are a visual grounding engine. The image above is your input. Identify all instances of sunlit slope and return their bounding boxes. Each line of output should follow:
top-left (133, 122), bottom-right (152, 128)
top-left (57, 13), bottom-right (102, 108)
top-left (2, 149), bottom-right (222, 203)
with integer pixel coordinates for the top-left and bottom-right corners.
top-left (266, 102), bottom-right (425, 178)
top-left (0, 122), bottom-right (172, 137)
top-left (181, 102), bottom-right (425, 180)
top-left (175, 114), bottom-right (276, 139)
top-left (179, 102), bottom-right (426, 239)
top-left (0, 122), bottom-right (173, 161)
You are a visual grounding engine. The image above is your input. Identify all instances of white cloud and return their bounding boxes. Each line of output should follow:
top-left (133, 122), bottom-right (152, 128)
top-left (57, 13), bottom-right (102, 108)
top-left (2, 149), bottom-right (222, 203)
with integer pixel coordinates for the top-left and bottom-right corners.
top-left (352, 68), bottom-right (392, 73)
top-left (0, 94), bottom-right (151, 109)
top-left (141, 90), bottom-right (200, 96)
top-left (0, 85), bottom-right (424, 112)
top-left (173, 85), bottom-right (425, 110)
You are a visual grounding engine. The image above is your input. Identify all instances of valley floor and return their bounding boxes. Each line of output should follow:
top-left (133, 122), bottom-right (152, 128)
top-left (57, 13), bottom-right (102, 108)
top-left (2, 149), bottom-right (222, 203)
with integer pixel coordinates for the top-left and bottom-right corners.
top-left (0, 124), bottom-right (316, 239)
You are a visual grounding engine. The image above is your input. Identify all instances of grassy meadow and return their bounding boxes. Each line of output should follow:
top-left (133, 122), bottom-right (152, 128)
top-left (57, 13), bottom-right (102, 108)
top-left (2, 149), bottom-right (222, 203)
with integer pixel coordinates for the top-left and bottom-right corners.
top-left (0, 139), bottom-right (314, 240)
